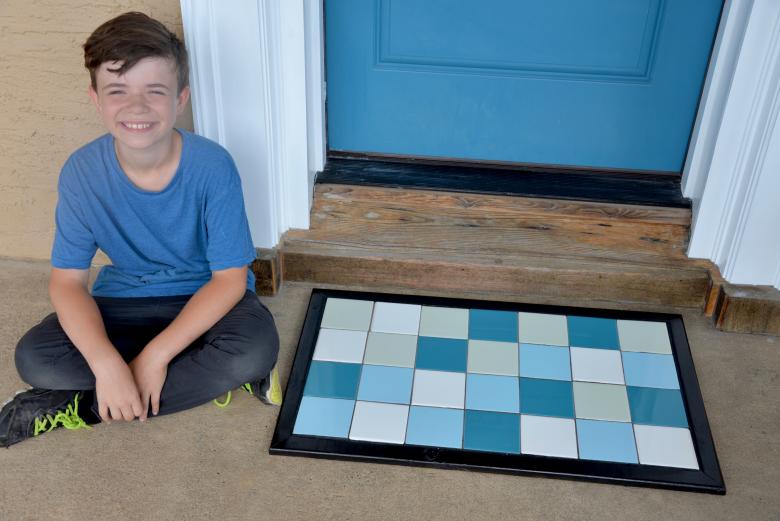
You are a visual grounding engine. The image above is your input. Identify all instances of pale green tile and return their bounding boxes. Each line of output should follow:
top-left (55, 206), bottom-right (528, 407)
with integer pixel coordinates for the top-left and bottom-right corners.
top-left (573, 382), bottom-right (631, 422)
top-left (419, 306), bottom-right (469, 339)
top-left (321, 298), bottom-right (373, 331)
top-left (618, 320), bottom-right (672, 354)
top-left (363, 332), bottom-right (417, 368)
top-left (518, 312), bottom-right (568, 346)
top-left (467, 340), bottom-right (519, 376)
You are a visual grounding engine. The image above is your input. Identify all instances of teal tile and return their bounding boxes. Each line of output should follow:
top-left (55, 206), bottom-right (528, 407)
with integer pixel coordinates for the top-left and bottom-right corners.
top-left (628, 386), bottom-right (688, 428)
top-left (568, 316), bottom-right (619, 349)
top-left (469, 309), bottom-right (518, 342)
top-left (520, 378), bottom-right (574, 418)
top-left (303, 361), bottom-right (362, 399)
top-left (416, 337), bottom-right (468, 372)
top-left (464, 410), bottom-right (520, 454)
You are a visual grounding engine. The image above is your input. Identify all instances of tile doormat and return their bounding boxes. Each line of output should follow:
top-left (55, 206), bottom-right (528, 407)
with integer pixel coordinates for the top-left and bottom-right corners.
top-left (270, 289), bottom-right (724, 494)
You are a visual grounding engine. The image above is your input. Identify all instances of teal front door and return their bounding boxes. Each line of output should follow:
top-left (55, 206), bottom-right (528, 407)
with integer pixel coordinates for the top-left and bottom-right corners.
top-left (325, 0), bottom-right (723, 173)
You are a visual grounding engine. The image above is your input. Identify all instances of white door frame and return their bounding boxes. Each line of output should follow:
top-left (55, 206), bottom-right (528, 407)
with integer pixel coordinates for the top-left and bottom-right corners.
top-left (181, 0), bottom-right (780, 290)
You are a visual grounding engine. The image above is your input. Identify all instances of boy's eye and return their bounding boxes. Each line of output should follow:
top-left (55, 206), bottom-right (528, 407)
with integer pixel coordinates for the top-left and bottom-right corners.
top-left (108, 91), bottom-right (124, 95)
top-left (150, 91), bottom-right (166, 95)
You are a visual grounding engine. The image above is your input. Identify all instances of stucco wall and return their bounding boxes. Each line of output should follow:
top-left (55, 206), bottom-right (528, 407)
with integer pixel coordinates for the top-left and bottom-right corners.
top-left (0, 0), bottom-right (193, 263)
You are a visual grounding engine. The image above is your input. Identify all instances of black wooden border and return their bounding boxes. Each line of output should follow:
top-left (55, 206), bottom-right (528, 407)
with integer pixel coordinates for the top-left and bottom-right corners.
top-left (270, 289), bottom-right (725, 494)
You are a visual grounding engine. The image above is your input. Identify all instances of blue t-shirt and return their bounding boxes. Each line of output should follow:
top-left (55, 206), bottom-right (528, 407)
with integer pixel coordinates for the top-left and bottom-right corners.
top-left (51, 129), bottom-right (256, 297)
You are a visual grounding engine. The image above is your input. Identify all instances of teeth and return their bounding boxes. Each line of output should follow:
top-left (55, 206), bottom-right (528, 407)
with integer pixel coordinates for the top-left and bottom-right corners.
top-left (125, 122), bottom-right (151, 130)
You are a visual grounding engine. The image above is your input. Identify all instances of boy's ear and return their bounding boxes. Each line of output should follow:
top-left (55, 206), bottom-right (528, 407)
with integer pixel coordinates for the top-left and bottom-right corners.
top-left (176, 86), bottom-right (191, 115)
top-left (87, 84), bottom-right (101, 113)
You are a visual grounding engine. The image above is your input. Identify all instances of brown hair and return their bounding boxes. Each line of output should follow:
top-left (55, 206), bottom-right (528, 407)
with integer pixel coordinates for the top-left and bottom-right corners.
top-left (83, 12), bottom-right (189, 93)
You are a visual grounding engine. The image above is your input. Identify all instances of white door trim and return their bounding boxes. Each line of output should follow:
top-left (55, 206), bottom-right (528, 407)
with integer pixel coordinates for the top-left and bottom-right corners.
top-left (182, 0), bottom-right (779, 289)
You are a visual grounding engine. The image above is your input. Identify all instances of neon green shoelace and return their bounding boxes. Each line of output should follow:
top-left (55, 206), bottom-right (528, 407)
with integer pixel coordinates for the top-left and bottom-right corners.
top-left (32, 393), bottom-right (92, 436)
top-left (213, 383), bottom-right (255, 408)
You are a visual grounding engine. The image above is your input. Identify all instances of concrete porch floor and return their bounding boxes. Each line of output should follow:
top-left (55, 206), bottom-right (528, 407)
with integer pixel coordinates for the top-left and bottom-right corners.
top-left (0, 258), bottom-right (778, 521)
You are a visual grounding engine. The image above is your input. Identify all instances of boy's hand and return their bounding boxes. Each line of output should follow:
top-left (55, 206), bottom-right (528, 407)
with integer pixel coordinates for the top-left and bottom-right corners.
top-left (129, 347), bottom-right (169, 421)
top-left (93, 355), bottom-right (144, 423)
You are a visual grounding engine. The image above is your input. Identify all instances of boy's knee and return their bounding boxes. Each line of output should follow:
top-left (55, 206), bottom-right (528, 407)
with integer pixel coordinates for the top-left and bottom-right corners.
top-left (212, 321), bottom-right (280, 382)
top-left (15, 325), bottom-right (56, 388)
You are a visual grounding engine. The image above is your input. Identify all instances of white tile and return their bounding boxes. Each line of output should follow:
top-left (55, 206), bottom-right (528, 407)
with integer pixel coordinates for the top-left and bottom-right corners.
top-left (371, 302), bottom-right (422, 335)
top-left (521, 415), bottom-right (578, 459)
top-left (313, 329), bottom-right (368, 363)
top-left (634, 425), bottom-right (699, 469)
top-left (618, 320), bottom-right (672, 354)
top-left (411, 370), bottom-right (466, 409)
top-left (570, 347), bottom-right (625, 384)
top-left (349, 402), bottom-right (409, 444)
top-left (518, 312), bottom-right (568, 346)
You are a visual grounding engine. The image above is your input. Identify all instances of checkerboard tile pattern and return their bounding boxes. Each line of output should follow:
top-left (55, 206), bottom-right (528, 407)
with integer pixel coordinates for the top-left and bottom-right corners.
top-left (293, 299), bottom-right (699, 471)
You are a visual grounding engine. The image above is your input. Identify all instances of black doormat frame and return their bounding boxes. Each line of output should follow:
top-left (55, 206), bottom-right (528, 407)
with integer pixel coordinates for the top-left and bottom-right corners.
top-left (270, 289), bottom-right (724, 494)
top-left (318, 156), bottom-right (690, 208)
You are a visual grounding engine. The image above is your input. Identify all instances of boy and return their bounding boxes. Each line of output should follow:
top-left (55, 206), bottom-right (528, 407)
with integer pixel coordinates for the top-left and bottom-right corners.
top-left (0, 12), bottom-right (281, 447)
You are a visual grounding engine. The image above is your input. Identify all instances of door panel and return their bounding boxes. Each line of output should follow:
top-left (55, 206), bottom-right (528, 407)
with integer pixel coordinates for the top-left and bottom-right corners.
top-left (325, 0), bottom-right (723, 172)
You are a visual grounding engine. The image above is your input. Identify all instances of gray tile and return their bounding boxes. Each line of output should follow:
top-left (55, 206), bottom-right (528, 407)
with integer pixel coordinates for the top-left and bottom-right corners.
top-left (518, 312), bottom-right (568, 346)
top-left (363, 332), bottom-right (417, 368)
top-left (467, 340), bottom-right (519, 376)
top-left (618, 320), bottom-right (672, 354)
top-left (419, 306), bottom-right (469, 339)
top-left (573, 382), bottom-right (631, 422)
top-left (321, 298), bottom-right (374, 331)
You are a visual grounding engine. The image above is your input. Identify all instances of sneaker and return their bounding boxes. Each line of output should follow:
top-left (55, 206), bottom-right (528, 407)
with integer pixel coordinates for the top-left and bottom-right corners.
top-left (244, 365), bottom-right (283, 406)
top-left (0, 388), bottom-right (93, 448)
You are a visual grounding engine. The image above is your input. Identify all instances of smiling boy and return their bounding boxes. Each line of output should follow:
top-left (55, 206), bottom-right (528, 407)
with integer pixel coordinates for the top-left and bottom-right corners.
top-left (0, 12), bottom-right (281, 447)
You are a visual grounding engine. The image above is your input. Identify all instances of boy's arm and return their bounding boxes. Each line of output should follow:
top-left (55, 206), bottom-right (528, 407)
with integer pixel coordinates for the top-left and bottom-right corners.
top-left (130, 266), bottom-right (248, 418)
top-left (49, 268), bottom-right (144, 422)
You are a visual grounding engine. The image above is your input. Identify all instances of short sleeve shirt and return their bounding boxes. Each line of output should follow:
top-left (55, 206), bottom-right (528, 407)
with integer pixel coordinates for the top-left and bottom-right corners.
top-left (51, 129), bottom-right (256, 297)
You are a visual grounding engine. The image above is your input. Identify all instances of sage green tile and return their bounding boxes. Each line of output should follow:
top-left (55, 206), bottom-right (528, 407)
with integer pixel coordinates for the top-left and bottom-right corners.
top-left (321, 298), bottom-right (374, 331)
top-left (518, 312), bottom-right (568, 346)
top-left (573, 382), bottom-right (631, 422)
top-left (618, 320), bottom-right (672, 354)
top-left (363, 332), bottom-right (417, 368)
top-left (419, 306), bottom-right (469, 339)
top-left (467, 340), bottom-right (519, 376)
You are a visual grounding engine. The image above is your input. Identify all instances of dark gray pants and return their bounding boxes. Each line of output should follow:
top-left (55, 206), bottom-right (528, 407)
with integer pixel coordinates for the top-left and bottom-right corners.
top-left (14, 290), bottom-right (279, 418)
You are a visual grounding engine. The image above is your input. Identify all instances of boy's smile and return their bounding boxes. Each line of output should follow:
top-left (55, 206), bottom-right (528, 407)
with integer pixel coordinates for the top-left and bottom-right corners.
top-left (88, 57), bottom-right (189, 169)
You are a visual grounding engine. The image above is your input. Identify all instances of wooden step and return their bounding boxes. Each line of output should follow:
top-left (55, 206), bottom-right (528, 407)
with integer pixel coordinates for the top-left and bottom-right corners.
top-left (277, 184), bottom-right (713, 309)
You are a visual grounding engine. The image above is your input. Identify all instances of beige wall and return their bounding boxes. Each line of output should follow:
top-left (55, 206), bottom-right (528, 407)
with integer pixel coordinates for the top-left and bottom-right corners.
top-left (0, 0), bottom-right (194, 263)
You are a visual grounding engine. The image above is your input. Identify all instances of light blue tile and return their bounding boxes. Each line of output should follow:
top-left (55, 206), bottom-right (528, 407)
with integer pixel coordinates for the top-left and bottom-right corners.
top-left (568, 316), bottom-right (619, 350)
top-left (466, 374), bottom-right (519, 413)
top-left (519, 344), bottom-right (572, 381)
top-left (520, 378), bottom-right (574, 418)
top-left (463, 410), bottom-right (520, 454)
top-left (576, 419), bottom-right (638, 463)
top-left (303, 361), bottom-right (362, 399)
top-left (357, 365), bottom-right (414, 404)
top-left (469, 309), bottom-right (518, 342)
top-left (622, 352), bottom-right (680, 389)
top-left (293, 396), bottom-right (355, 438)
top-left (628, 386), bottom-right (688, 427)
top-left (416, 337), bottom-right (468, 372)
top-left (405, 406), bottom-right (464, 449)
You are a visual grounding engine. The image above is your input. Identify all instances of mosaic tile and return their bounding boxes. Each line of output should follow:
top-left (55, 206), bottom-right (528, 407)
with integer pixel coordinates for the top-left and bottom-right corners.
top-left (313, 329), bottom-right (368, 364)
top-left (519, 344), bottom-right (571, 381)
top-left (521, 415), bottom-right (578, 459)
top-left (303, 361), bottom-right (362, 400)
top-left (419, 306), bottom-right (469, 339)
top-left (568, 316), bottom-right (619, 350)
top-left (628, 387), bottom-right (688, 428)
top-left (357, 365), bottom-right (414, 404)
top-left (576, 419), bottom-right (638, 463)
top-left (573, 382), bottom-right (631, 422)
top-left (622, 352), bottom-right (680, 390)
top-left (321, 298), bottom-right (373, 331)
top-left (634, 425), bottom-right (699, 469)
top-left (469, 309), bottom-right (518, 342)
top-left (411, 369), bottom-right (466, 409)
top-left (363, 332), bottom-right (417, 368)
top-left (465, 374), bottom-right (520, 413)
top-left (293, 396), bottom-right (355, 438)
top-left (518, 312), bottom-right (568, 346)
top-left (371, 302), bottom-right (422, 335)
top-left (570, 347), bottom-right (625, 384)
top-left (618, 320), bottom-right (672, 354)
top-left (349, 402), bottom-right (409, 444)
top-left (467, 340), bottom-right (519, 376)
top-left (520, 378), bottom-right (574, 418)
top-left (415, 337), bottom-right (468, 372)
top-left (464, 410), bottom-right (520, 454)
top-left (405, 406), bottom-right (463, 449)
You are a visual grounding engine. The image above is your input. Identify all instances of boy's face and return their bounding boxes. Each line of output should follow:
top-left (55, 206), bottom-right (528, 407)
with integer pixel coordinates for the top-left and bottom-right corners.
top-left (88, 57), bottom-right (189, 153)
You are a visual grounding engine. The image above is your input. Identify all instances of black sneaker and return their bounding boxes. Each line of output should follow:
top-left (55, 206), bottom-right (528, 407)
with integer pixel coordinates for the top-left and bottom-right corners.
top-left (243, 365), bottom-right (283, 406)
top-left (0, 388), bottom-right (93, 448)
